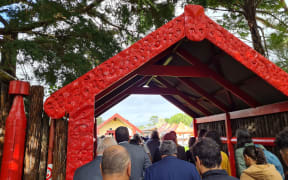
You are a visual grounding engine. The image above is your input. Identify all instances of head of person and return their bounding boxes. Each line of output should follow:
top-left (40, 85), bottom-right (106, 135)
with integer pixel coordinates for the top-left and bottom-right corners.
top-left (243, 146), bottom-right (267, 167)
top-left (275, 127), bottom-right (288, 166)
top-left (236, 128), bottom-right (253, 148)
top-left (205, 130), bottom-right (222, 146)
top-left (151, 130), bottom-right (160, 140)
top-left (97, 137), bottom-right (117, 155)
top-left (159, 140), bottom-right (177, 158)
top-left (163, 132), bottom-right (177, 144)
top-left (130, 134), bottom-right (142, 145)
top-left (101, 145), bottom-right (131, 180)
top-left (192, 138), bottom-right (222, 174)
top-left (188, 137), bottom-right (196, 148)
top-left (198, 129), bottom-right (207, 139)
top-left (115, 126), bottom-right (129, 143)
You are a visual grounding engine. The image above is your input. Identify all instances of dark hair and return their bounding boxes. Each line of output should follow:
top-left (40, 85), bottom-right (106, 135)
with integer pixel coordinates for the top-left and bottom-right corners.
top-left (236, 128), bottom-right (253, 148)
top-left (205, 131), bottom-right (222, 146)
top-left (151, 131), bottom-right (159, 140)
top-left (276, 127), bottom-right (288, 150)
top-left (130, 134), bottom-right (142, 145)
top-left (188, 137), bottom-right (196, 148)
top-left (192, 138), bottom-right (222, 168)
top-left (115, 126), bottom-right (129, 143)
top-left (198, 129), bottom-right (207, 138)
top-left (243, 146), bottom-right (267, 165)
top-left (163, 132), bottom-right (177, 144)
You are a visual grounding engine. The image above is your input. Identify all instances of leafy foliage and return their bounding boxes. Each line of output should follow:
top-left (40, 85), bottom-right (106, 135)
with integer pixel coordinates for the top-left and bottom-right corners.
top-left (165, 113), bottom-right (193, 126)
top-left (0, 0), bottom-right (178, 87)
top-left (188, 0), bottom-right (288, 68)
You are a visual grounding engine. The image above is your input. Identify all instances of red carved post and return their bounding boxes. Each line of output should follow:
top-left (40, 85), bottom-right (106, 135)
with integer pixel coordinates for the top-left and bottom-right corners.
top-left (0, 80), bottom-right (29, 180)
top-left (46, 118), bottom-right (55, 180)
top-left (193, 119), bottom-right (197, 138)
top-left (66, 105), bottom-right (94, 180)
top-left (225, 113), bottom-right (236, 177)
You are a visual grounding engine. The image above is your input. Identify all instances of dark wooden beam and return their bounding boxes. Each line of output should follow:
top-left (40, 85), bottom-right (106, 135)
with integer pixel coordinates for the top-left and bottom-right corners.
top-left (137, 65), bottom-right (208, 77)
top-left (178, 78), bottom-right (229, 112)
top-left (128, 87), bottom-right (179, 95)
top-left (176, 49), bottom-right (260, 107)
top-left (156, 77), bottom-right (211, 116)
top-left (161, 95), bottom-right (198, 118)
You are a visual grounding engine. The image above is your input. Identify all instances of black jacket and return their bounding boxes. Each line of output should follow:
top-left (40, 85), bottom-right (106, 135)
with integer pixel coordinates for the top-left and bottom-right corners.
top-left (202, 170), bottom-right (239, 180)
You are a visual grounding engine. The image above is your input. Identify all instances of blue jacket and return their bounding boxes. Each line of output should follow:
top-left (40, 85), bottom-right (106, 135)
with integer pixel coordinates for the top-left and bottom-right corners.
top-left (144, 156), bottom-right (201, 180)
top-left (73, 156), bottom-right (102, 180)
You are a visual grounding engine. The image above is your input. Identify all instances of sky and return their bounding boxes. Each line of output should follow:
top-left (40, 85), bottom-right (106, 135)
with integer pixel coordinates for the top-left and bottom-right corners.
top-left (99, 95), bottom-right (184, 126)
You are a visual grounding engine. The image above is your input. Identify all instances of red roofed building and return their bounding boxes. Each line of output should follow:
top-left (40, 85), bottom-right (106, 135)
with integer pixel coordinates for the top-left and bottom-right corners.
top-left (97, 113), bottom-right (142, 137)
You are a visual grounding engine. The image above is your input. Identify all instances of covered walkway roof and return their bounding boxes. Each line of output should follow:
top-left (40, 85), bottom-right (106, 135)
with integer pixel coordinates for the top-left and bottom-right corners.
top-left (43, 5), bottom-right (288, 179)
top-left (44, 5), bottom-right (288, 120)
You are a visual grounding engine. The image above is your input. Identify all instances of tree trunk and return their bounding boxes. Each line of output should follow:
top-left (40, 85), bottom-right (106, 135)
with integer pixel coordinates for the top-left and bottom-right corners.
top-left (243, 0), bottom-right (266, 56)
top-left (0, 81), bottom-right (13, 170)
top-left (52, 118), bottom-right (68, 180)
top-left (23, 86), bottom-right (44, 179)
top-left (38, 114), bottom-right (49, 180)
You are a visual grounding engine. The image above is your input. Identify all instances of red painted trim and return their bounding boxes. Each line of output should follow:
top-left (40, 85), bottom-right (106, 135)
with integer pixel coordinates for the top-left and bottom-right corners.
top-left (47, 119), bottom-right (55, 165)
top-left (97, 113), bottom-right (142, 134)
top-left (225, 113), bottom-right (236, 177)
top-left (129, 87), bottom-right (179, 95)
top-left (137, 65), bottom-right (208, 77)
top-left (221, 137), bottom-right (276, 146)
top-left (178, 78), bottom-right (229, 112)
top-left (176, 49), bottom-right (259, 107)
top-left (196, 101), bottom-right (288, 124)
top-left (193, 119), bottom-right (197, 137)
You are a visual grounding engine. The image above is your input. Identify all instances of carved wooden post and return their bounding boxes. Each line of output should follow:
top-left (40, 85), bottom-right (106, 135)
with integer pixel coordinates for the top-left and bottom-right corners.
top-left (0, 80), bottom-right (29, 180)
top-left (23, 86), bottom-right (44, 179)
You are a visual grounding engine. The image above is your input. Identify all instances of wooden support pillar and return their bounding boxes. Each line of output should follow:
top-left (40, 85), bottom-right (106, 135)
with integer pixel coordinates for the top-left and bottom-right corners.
top-left (225, 113), bottom-right (236, 177)
top-left (52, 118), bottom-right (68, 180)
top-left (38, 114), bottom-right (49, 180)
top-left (23, 86), bottom-right (44, 179)
top-left (0, 81), bottom-right (13, 169)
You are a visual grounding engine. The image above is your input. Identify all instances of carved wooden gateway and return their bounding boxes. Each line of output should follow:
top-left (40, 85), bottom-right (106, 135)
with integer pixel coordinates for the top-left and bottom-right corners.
top-left (44, 5), bottom-right (288, 179)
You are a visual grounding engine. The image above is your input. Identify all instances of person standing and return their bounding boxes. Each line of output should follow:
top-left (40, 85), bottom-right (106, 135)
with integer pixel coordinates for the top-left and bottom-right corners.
top-left (144, 140), bottom-right (201, 180)
top-left (115, 126), bottom-right (151, 180)
top-left (101, 145), bottom-right (131, 180)
top-left (146, 131), bottom-right (161, 163)
top-left (276, 127), bottom-right (288, 180)
top-left (205, 130), bottom-right (231, 175)
top-left (73, 137), bottom-right (116, 180)
top-left (240, 146), bottom-right (282, 180)
top-left (235, 128), bottom-right (284, 178)
top-left (193, 138), bottom-right (238, 180)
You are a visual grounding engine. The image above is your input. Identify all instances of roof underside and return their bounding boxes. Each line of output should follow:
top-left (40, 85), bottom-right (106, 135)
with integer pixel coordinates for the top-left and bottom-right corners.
top-left (94, 38), bottom-right (288, 118)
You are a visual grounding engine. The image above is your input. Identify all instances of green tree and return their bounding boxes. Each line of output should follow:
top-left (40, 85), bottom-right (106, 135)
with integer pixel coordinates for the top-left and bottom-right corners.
top-left (149, 115), bottom-right (159, 125)
top-left (188, 0), bottom-right (288, 66)
top-left (165, 113), bottom-right (193, 126)
top-left (0, 0), bottom-right (177, 87)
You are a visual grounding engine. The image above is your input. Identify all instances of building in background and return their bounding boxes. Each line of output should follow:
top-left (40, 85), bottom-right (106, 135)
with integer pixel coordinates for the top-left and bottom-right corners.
top-left (97, 113), bottom-right (142, 137)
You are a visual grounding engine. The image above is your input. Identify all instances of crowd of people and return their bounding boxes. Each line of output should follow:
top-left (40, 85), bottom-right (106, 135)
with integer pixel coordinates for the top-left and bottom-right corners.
top-left (73, 126), bottom-right (288, 180)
